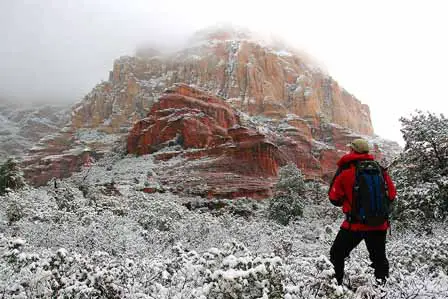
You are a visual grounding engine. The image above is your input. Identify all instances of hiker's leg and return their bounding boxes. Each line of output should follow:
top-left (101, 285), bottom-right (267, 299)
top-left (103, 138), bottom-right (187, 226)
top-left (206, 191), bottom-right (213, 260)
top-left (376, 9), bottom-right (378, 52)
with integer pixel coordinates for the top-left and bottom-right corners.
top-left (330, 229), bottom-right (362, 285)
top-left (365, 230), bottom-right (389, 281)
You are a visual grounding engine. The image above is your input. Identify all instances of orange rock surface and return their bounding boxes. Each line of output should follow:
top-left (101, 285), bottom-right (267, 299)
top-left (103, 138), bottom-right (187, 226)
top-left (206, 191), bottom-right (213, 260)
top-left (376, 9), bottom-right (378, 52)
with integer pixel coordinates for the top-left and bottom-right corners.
top-left (71, 28), bottom-right (373, 136)
top-left (127, 84), bottom-right (379, 198)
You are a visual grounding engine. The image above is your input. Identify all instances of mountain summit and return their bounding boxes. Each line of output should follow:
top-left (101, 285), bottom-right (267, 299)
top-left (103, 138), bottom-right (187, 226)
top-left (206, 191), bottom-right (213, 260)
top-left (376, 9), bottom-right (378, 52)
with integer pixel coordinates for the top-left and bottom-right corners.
top-left (72, 26), bottom-right (373, 136)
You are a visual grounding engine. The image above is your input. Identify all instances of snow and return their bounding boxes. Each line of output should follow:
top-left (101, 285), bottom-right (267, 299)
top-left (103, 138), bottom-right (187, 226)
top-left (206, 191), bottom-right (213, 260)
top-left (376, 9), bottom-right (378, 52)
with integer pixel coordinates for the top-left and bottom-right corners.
top-left (304, 87), bottom-right (313, 98)
top-left (275, 50), bottom-right (293, 57)
top-left (0, 54), bottom-right (446, 299)
top-left (76, 129), bottom-right (121, 144)
top-left (57, 248), bottom-right (68, 258)
top-left (9, 238), bottom-right (26, 247)
top-left (0, 150), bottom-right (447, 298)
top-left (0, 104), bottom-right (70, 159)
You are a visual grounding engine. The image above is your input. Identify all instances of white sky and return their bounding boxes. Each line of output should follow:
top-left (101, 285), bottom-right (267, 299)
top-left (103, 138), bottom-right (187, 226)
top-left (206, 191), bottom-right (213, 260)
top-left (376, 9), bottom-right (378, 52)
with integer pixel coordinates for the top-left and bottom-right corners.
top-left (1, 0), bottom-right (447, 145)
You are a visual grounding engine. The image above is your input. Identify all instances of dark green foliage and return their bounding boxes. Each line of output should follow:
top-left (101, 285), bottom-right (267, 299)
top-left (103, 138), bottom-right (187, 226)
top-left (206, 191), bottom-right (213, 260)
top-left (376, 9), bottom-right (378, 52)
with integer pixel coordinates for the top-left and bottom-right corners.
top-left (400, 111), bottom-right (448, 182)
top-left (391, 111), bottom-right (448, 221)
top-left (268, 163), bottom-right (305, 225)
top-left (5, 199), bottom-right (25, 223)
top-left (0, 158), bottom-right (25, 195)
top-left (182, 197), bottom-right (259, 218)
top-left (309, 180), bottom-right (326, 203)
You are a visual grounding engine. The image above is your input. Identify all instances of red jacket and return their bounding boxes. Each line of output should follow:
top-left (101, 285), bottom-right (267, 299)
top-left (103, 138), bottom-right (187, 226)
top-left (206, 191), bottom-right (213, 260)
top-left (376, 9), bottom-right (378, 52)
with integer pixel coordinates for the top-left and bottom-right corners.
top-left (328, 152), bottom-right (397, 231)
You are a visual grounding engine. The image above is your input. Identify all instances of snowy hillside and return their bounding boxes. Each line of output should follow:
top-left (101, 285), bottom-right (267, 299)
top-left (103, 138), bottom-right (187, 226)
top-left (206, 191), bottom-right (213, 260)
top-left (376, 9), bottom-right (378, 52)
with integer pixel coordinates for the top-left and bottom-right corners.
top-left (0, 103), bottom-right (70, 159)
top-left (1, 152), bottom-right (447, 298)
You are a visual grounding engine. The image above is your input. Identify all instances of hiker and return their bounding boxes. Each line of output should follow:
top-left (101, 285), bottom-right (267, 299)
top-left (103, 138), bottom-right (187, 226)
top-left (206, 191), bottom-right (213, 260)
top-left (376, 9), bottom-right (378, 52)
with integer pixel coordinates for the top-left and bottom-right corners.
top-left (328, 138), bottom-right (397, 286)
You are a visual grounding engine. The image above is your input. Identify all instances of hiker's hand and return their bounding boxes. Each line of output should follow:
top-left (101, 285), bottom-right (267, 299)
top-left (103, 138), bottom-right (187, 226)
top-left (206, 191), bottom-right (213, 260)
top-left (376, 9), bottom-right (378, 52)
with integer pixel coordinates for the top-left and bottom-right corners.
top-left (330, 197), bottom-right (344, 207)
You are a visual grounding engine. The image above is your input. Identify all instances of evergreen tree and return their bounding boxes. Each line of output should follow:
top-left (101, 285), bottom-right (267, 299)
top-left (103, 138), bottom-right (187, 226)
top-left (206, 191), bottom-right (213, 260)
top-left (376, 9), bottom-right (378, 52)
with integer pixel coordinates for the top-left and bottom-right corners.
top-left (268, 163), bottom-right (305, 225)
top-left (0, 158), bottom-right (25, 195)
top-left (391, 111), bottom-right (448, 221)
top-left (400, 111), bottom-right (448, 182)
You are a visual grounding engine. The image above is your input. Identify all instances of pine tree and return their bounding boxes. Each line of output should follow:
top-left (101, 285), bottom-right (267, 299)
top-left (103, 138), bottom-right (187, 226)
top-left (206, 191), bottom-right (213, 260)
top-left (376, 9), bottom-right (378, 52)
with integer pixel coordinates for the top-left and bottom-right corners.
top-left (400, 111), bottom-right (448, 182)
top-left (0, 158), bottom-right (26, 195)
top-left (391, 111), bottom-right (448, 221)
top-left (268, 163), bottom-right (305, 225)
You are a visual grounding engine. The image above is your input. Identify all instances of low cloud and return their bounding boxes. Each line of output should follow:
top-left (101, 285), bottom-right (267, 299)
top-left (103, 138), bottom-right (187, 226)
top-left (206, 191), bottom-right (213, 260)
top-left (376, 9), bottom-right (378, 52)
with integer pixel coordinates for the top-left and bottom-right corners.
top-left (0, 0), bottom-right (326, 104)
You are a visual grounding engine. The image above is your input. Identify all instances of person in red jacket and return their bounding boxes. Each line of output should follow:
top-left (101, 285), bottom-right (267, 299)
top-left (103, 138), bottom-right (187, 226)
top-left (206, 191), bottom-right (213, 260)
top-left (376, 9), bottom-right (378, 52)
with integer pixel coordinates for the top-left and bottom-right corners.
top-left (328, 138), bottom-right (397, 286)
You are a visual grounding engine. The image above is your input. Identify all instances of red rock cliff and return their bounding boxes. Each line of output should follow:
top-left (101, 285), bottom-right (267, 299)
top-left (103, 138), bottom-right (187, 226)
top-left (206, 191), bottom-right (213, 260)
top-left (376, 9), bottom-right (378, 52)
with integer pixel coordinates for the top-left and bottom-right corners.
top-left (71, 27), bottom-right (373, 136)
top-left (22, 27), bottom-right (395, 190)
top-left (127, 84), bottom-right (381, 199)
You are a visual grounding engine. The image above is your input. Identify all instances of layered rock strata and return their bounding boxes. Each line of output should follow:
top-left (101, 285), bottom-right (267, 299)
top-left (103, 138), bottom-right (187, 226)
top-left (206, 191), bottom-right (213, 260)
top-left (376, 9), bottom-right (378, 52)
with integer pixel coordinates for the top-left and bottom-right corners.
top-left (19, 27), bottom-right (398, 193)
top-left (127, 84), bottom-right (384, 198)
top-left (71, 27), bottom-right (373, 136)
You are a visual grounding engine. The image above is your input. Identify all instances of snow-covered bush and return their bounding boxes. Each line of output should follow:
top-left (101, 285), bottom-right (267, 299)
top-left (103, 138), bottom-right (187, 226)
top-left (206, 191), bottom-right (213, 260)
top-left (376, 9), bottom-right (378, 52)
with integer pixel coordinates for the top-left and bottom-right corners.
top-left (400, 111), bottom-right (448, 182)
top-left (283, 255), bottom-right (346, 299)
top-left (51, 184), bottom-right (81, 212)
top-left (0, 236), bottom-right (135, 298)
top-left (392, 181), bottom-right (444, 222)
top-left (5, 196), bottom-right (25, 224)
top-left (1, 153), bottom-right (447, 298)
top-left (0, 158), bottom-right (25, 195)
top-left (391, 111), bottom-right (448, 221)
top-left (0, 236), bottom-right (284, 299)
top-left (131, 197), bottom-right (184, 232)
top-left (182, 197), bottom-right (261, 218)
top-left (307, 180), bottom-right (326, 204)
top-left (154, 242), bottom-right (284, 298)
top-left (207, 242), bottom-right (283, 298)
top-left (268, 163), bottom-right (305, 225)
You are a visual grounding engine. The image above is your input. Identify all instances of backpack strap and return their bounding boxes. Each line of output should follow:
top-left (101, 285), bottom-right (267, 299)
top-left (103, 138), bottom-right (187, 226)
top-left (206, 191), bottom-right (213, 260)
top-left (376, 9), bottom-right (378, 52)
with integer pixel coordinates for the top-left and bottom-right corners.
top-left (380, 166), bottom-right (389, 196)
top-left (347, 161), bottom-right (360, 224)
top-left (328, 162), bottom-right (355, 208)
top-left (328, 162), bottom-right (354, 192)
top-left (328, 167), bottom-right (341, 192)
top-left (380, 166), bottom-right (392, 234)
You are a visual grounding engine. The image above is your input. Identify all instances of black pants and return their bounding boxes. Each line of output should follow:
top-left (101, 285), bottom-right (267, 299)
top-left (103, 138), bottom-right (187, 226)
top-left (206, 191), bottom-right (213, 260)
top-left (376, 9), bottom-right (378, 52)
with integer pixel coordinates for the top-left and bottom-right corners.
top-left (330, 229), bottom-right (389, 285)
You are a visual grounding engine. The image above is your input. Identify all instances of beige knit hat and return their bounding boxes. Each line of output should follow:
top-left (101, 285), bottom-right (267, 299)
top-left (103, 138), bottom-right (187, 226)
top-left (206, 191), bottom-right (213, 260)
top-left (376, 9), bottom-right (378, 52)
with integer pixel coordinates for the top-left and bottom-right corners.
top-left (348, 138), bottom-right (370, 153)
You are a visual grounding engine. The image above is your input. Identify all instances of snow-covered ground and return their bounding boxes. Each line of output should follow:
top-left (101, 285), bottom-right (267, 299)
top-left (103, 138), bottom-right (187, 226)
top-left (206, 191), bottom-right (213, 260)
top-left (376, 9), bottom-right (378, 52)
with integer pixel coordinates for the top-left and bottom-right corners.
top-left (0, 153), bottom-right (447, 298)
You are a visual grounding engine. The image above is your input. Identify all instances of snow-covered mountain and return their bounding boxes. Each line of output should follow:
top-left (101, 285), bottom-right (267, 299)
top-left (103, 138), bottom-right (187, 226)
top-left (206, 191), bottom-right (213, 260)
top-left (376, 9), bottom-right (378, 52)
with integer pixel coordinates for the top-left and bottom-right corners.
top-left (72, 25), bottom-right (374, 136)
top-left (14, 26), bottom-right (400, 192)
top-left (0, 102), bottom-right (70, 160)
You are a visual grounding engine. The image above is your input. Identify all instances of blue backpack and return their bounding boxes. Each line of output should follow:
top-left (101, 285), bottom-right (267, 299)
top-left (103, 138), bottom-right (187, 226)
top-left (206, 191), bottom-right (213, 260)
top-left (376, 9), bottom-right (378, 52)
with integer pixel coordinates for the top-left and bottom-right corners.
top-left (347, 160), bottom-right (390, 226)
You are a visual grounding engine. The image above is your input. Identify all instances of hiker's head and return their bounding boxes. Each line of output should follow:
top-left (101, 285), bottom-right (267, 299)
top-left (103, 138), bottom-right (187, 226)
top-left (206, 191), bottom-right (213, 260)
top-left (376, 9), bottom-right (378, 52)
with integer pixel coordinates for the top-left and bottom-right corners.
top-left (348, 138), bottom-right (370, 154)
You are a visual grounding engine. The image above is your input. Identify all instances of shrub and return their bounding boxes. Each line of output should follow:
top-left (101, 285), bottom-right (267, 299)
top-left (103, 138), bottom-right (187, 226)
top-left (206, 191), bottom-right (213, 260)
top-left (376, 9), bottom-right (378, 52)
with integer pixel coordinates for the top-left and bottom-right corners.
top-left (182, 197), bottom-right (260, 218)
top-left (0, 158), bottom-right (25, 195)
top-left (5, 199), bottom-right (25, 224)
top-left (391, 111), bottom-right (448, 221)
top-left (268, 163), bottom-right (305, 225)
top-left (168, 242), bottom-right (284, 299)
top-left (400, 111), bottom-right (448, 181)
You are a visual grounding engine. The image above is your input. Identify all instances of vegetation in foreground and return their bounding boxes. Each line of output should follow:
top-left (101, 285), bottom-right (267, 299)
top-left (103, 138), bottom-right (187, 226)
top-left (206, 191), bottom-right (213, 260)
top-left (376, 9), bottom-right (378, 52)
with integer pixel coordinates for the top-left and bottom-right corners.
top-left (0, 111), bottom-right (447, 298)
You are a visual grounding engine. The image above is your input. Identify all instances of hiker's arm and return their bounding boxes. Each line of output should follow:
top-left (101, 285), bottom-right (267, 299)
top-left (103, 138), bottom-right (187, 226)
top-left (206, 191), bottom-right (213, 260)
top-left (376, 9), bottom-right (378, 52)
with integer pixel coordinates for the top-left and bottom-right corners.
top-left (328, 172), bottom-right (345, 207)
top-left (328, 167), bottom-right (342, 192)
top-left (383, 171), bottom-right (397, 201)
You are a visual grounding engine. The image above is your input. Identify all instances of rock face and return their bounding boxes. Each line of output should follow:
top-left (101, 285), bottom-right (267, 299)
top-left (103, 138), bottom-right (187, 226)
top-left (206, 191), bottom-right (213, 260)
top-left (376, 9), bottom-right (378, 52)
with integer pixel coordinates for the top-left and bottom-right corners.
top-left (128, 84), bottom-right (238, 155)
top-left (0, 103), bottom-right (70, 160)
top-left (20, 127), bottom-right (99, 187)
top-left (127, 84), bottom-right (280, 198)
top-left (127, 84), bottom-right (390, 199)
top-left (71, 26), bottom-right (373, 136)
top-left (19, 26), bottom-right (400, 193)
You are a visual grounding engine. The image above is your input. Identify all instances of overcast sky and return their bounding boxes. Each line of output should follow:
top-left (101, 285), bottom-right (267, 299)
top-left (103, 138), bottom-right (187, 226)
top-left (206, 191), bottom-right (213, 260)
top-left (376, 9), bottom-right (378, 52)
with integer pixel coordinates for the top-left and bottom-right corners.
top-left (1, 0), bottom-right (447, 144)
